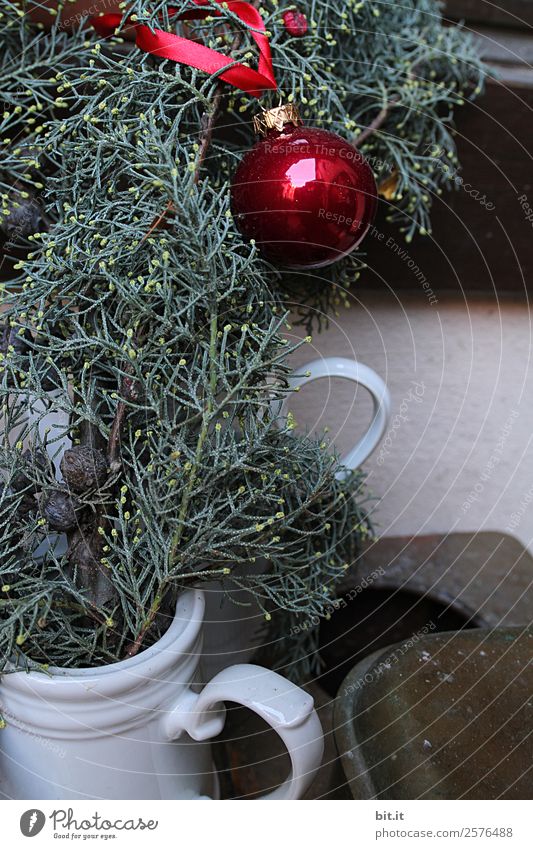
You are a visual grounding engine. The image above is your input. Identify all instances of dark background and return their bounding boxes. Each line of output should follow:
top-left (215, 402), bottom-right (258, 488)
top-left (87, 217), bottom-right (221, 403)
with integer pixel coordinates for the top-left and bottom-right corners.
top-left (365, 0), bottom-right (533, 298)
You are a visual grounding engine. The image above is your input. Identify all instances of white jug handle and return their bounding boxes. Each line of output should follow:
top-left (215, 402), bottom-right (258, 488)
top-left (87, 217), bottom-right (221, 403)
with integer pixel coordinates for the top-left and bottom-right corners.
top-left (163, 663), bottom-right (324, 800)
top-left (281, 357), bottom-right (391, 478)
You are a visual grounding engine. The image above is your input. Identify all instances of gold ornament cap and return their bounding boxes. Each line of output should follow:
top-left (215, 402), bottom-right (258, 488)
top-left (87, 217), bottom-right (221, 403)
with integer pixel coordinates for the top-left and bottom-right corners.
top-left (253, 104), bottom-right (303, 136)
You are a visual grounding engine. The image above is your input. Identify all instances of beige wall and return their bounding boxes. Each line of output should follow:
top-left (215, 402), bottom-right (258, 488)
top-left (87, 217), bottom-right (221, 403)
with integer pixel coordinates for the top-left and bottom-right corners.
top-left (287, 289), bottom-right (533, 553)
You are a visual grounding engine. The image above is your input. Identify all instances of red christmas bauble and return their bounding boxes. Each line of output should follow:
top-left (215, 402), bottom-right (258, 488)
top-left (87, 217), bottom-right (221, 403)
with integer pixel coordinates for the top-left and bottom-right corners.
top-left (231, 105), bottom-right (378, 269)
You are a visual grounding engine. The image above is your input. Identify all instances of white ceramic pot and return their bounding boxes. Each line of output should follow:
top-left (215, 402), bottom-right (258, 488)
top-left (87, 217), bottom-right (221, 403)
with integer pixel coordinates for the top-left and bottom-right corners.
top-left (0, 590), bottom-right (323, 800)
top-left (282, 356), bottom-right (390, 478)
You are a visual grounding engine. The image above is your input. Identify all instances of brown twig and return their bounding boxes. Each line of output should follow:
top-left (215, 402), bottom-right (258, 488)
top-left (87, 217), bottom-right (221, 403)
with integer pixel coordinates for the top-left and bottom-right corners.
top-left (66, 310), bottom-right (118, 612)
top-left (141, 199), bottom-right (175, 243)
top-left (195, 86), bottom-right (226, 179)
top-left (355, 98), bottom-right (399, 148)
top-left (123, 598), bottom-right (162, 658)
top-left (141, 12), bottom-right (256, 242)
top-left (107, 363), bottom-right (141, 467)
top-left (107, 399), bottom-right (127, 468)
top-left (139, 95), bottom-right (221, 243)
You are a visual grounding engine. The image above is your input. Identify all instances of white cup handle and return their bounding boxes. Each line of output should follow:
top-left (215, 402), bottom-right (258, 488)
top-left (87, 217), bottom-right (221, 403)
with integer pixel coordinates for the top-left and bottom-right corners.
top-left (164, 664), bottom-right (324, 800)
top-left (280, 357), bottom-right (391, 478)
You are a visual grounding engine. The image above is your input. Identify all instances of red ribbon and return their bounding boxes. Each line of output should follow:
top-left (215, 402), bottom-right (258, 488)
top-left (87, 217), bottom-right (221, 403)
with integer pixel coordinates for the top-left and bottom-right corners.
top-left (91, 2), bottom-right (277, 98)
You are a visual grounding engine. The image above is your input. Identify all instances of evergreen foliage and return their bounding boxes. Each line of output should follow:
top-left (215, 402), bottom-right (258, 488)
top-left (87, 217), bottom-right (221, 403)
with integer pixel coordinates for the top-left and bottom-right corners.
top-left (0, 1), bottom-right (483, 675)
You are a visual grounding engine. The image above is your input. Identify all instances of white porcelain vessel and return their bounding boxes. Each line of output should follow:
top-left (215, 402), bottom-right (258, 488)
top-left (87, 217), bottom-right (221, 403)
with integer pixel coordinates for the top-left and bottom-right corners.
top-left (0, 590), bottom-right (323, 800)
top-left (279, 356), bottom-right (391, 478)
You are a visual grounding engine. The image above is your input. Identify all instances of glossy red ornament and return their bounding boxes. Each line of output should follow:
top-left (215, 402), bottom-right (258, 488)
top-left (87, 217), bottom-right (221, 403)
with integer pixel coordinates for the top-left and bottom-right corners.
top-left (231, 106), bottom-right (378, 268)
top-left (282, 9), bottom-right (308, 37)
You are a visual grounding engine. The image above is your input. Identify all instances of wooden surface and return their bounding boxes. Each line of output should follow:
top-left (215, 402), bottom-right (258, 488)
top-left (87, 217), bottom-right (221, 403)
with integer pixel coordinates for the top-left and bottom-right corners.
top-left (445, 0), bottom-right (533, 29)
top-left (365, 73), bottom-right (533, 297)
top-left (364, 6), bottom-right (533, 296)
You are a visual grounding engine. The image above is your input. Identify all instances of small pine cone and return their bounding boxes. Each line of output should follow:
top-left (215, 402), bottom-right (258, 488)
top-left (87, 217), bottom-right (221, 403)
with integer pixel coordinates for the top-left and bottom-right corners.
top-left (60, 446), bottom-right (108, 493)
top-left (41, 490), bottom-right (81, 532)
